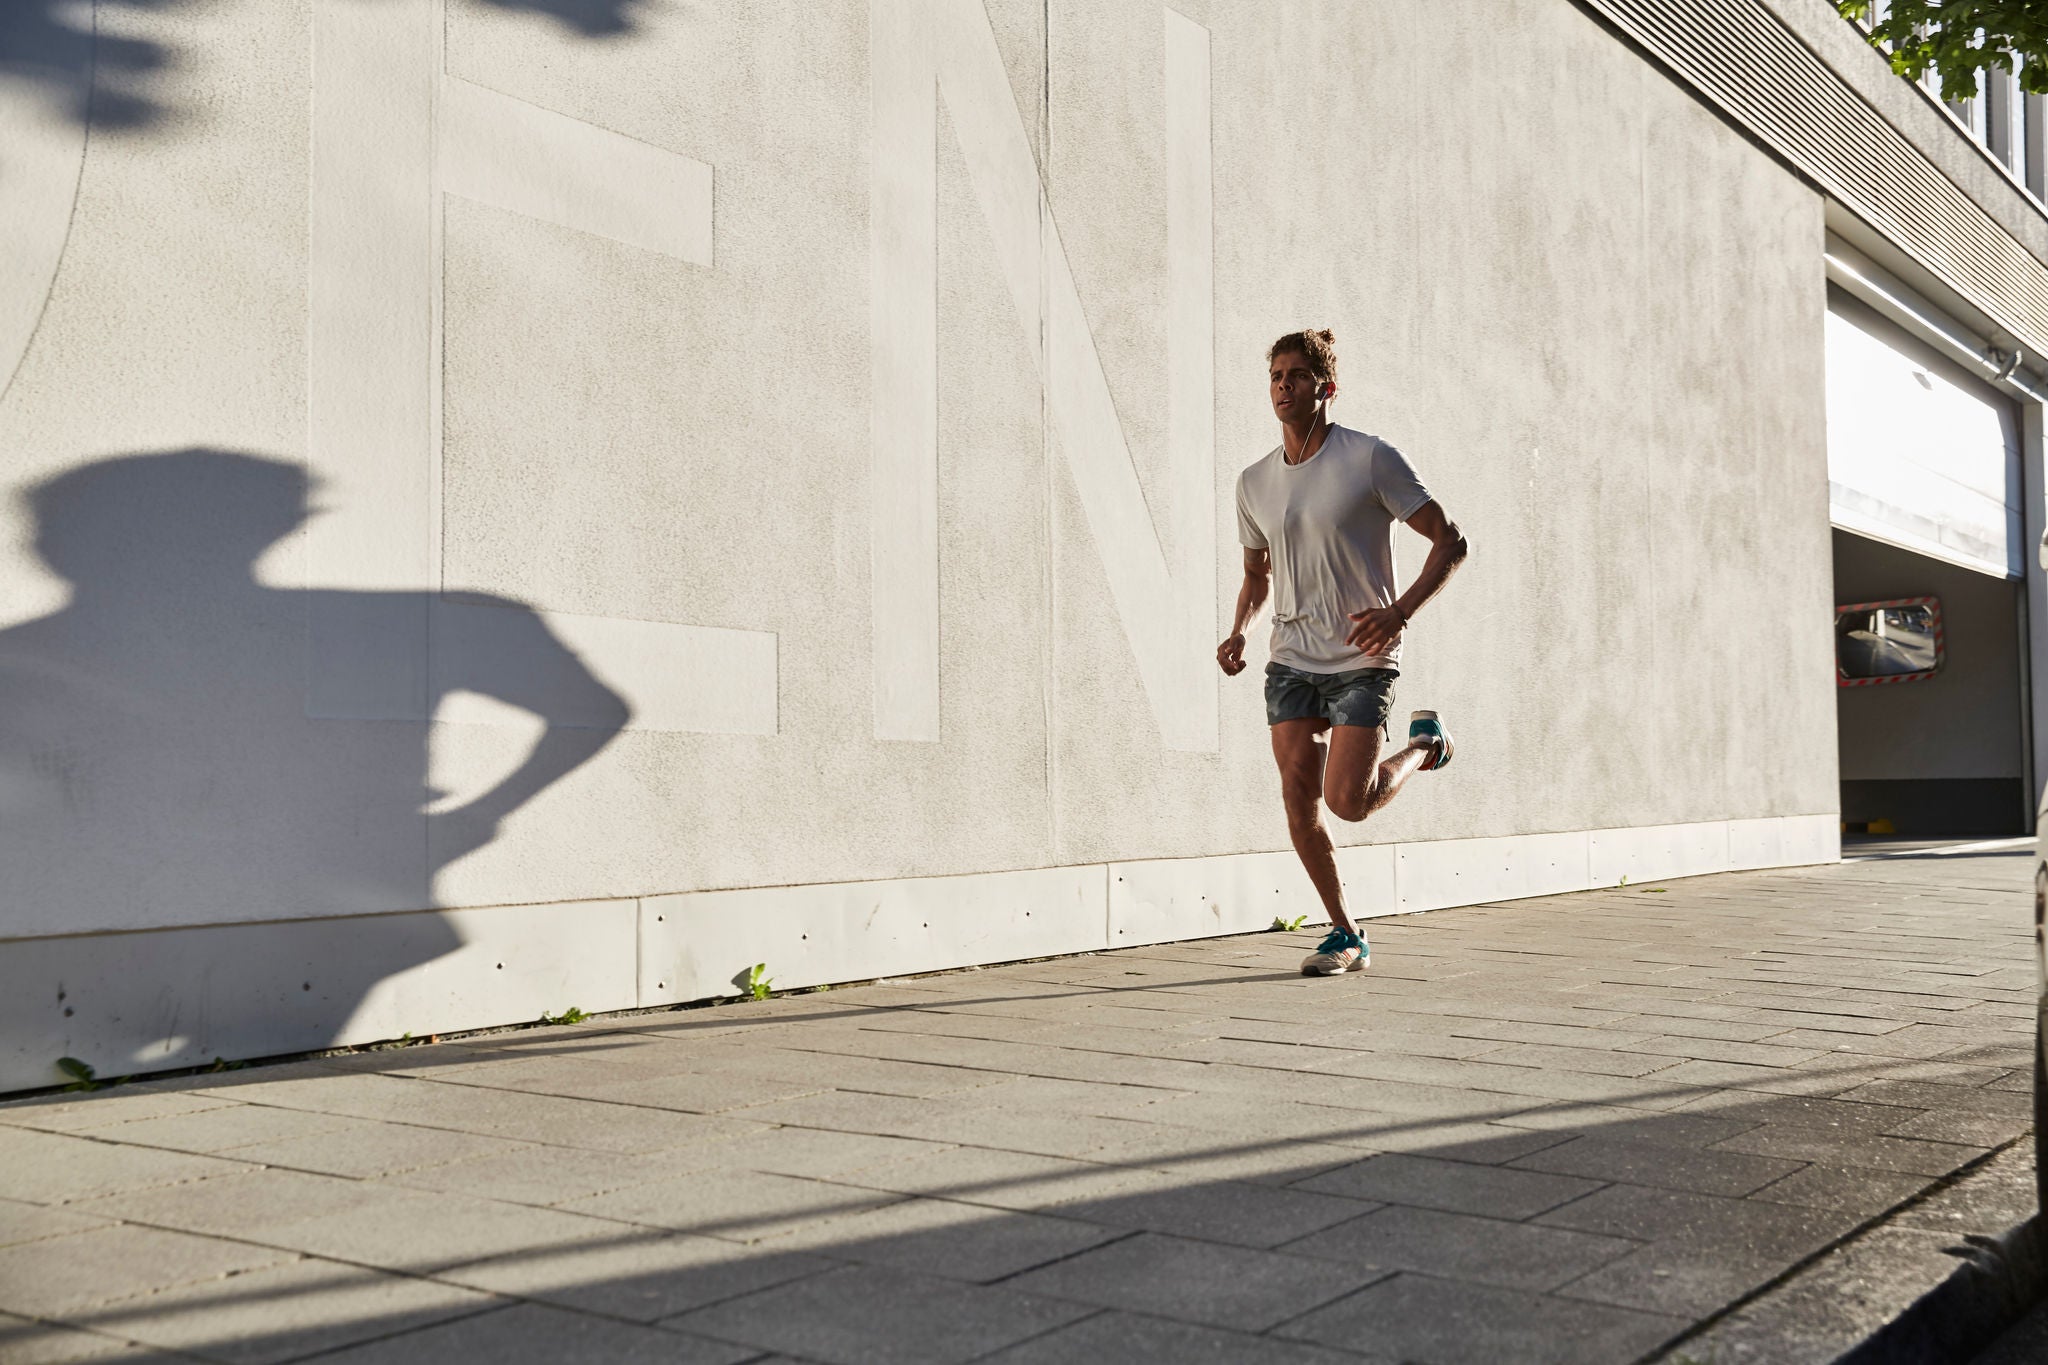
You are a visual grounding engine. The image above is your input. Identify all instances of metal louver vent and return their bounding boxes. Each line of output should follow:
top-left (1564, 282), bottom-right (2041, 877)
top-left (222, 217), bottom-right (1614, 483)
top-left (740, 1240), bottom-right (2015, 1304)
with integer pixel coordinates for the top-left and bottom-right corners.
top-left (1583, 0), bottom-right (2048, 355)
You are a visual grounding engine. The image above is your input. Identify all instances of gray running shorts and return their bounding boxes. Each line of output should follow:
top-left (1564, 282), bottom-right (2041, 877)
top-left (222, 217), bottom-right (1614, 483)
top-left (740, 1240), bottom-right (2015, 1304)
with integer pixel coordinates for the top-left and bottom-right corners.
top-left (1264, 661), bottom-right (1397, 733)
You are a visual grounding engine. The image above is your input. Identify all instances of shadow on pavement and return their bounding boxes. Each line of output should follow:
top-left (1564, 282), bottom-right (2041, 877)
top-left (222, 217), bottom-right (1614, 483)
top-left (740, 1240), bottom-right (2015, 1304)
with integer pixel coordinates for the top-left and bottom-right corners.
top-left (1, 891), bottom-right (2037, 1364)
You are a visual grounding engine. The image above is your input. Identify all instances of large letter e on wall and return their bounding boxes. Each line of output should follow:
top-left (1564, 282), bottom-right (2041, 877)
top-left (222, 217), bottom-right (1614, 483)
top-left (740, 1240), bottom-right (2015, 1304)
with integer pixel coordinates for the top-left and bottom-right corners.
top-left (308, 0), bottom-right (775, 737)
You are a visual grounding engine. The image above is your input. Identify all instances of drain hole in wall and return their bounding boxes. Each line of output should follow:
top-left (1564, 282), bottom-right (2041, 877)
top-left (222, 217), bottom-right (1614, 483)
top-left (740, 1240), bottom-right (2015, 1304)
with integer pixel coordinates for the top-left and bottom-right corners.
top-left (63, 1007), bottom-right (73, 1017)
top-left (496, 963), bottom-right (503, 970)
top-left (302, 982), bottom-right (311, 991)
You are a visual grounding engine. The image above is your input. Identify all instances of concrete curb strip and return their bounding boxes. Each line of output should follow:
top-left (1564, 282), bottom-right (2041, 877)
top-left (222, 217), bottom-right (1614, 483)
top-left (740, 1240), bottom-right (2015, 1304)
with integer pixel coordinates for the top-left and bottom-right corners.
top-left (1837, 1215), bottom-right (2046, 1365)
top-left (1652, 1139), bottom-right (2042, 1365)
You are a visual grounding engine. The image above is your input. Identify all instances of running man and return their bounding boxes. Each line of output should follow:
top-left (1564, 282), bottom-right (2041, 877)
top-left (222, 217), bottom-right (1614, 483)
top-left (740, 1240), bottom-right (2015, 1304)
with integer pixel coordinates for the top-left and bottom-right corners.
top-left (1218, 330), bottom-right (1469, 976)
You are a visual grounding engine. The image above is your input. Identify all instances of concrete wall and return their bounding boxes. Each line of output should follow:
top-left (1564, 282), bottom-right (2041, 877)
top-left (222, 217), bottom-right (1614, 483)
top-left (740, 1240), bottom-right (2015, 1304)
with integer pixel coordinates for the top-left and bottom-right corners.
top-left (0, 0), bottom-right (1840, 1088)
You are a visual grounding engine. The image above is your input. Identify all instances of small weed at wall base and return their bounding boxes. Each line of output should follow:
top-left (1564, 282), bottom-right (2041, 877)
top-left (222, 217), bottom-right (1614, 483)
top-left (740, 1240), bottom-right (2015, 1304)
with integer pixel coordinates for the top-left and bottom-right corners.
top-left (54, 1057), bottom-right (123, 1091)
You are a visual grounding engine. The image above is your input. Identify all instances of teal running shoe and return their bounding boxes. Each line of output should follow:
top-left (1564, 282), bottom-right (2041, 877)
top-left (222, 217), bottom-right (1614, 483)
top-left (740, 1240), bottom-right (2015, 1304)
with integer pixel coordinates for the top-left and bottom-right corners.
top-left (1410, 709), bottom-right (1454, 771)
top-left (1300, 928), bottom-right (1369, 976)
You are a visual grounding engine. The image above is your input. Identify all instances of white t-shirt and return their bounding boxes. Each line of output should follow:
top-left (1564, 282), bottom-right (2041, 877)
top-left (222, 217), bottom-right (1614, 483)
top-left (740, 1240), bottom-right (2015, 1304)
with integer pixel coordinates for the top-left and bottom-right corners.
top-left (1235, 424), bottom-right (1432, 673)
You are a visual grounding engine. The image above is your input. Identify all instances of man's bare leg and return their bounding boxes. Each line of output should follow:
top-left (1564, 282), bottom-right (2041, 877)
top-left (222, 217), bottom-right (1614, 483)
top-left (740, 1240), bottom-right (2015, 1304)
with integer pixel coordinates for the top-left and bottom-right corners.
top-left (1322, 724), bottom-right (1436, 824)
top-left (1273, 719), bottom-right (1444, 932)
top-left (1270, 719), bottom-right (1355, 934)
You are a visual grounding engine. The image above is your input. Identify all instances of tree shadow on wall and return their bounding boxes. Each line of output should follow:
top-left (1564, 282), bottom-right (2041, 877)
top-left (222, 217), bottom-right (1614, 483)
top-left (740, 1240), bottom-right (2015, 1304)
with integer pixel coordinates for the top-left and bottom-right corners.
top-left (0, 0), bottom-right (655, 133)
top-left (0, 0), bottom-right (176, 131)
top-left (0, 449), bottom-right (628, 1075)
top-left (475, 0), bottom-right (658, 38)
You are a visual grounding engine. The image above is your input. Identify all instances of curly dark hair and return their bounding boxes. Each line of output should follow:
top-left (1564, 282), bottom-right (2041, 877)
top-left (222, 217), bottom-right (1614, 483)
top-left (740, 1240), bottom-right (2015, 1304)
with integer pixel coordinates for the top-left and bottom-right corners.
top-left (1267, 329), bottom-right (1337, 386)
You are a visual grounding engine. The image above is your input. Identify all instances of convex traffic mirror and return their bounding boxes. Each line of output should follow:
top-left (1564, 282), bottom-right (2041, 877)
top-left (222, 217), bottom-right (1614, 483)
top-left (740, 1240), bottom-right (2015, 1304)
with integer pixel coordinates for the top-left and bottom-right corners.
top-left (1835, 597), bottom-right (1942, 686)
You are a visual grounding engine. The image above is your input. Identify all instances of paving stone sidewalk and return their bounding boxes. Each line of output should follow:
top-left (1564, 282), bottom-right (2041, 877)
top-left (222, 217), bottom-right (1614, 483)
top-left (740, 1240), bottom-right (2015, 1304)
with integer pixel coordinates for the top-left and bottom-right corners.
top-left (0, 846), bottom-right (2036, 1365)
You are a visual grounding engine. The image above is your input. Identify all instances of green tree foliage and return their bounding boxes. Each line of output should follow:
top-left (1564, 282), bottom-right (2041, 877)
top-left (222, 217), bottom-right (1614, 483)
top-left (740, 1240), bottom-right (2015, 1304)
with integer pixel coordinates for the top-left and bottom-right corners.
top-left (1839, 3), bottom-right (2048, 96)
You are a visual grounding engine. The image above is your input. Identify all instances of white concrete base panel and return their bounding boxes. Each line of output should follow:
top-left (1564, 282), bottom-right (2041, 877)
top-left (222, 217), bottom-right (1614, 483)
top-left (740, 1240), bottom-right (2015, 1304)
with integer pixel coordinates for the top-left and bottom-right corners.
top-left (1, 814), bottom-right (1837, 1092)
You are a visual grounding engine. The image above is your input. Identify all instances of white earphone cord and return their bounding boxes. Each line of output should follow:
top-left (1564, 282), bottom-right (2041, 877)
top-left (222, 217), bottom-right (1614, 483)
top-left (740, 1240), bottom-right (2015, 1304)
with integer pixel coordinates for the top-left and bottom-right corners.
top-left (1289, 357), bottom-right (1330, 462)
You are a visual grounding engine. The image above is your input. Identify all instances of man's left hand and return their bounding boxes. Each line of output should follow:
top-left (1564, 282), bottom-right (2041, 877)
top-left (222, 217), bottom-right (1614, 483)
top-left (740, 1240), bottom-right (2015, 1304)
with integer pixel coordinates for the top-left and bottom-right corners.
top-left (1346, 605), bottom-right (1405, 654)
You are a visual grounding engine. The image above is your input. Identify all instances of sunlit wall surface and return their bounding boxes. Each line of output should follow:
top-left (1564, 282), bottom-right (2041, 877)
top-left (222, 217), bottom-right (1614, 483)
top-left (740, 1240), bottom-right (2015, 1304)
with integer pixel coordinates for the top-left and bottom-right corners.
top-left (0, 0), bottom-right (1841, 1087)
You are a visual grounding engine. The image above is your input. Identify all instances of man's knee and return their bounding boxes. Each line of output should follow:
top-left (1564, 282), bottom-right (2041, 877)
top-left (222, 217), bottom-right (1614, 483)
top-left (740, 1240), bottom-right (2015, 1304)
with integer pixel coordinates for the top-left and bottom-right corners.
top-left (1280, 769), bottom-right (1328, 831)
top-left (1325, 783), bottom-right (1377, 824)
top-left (1282, 784), bottom-right (1321, 830)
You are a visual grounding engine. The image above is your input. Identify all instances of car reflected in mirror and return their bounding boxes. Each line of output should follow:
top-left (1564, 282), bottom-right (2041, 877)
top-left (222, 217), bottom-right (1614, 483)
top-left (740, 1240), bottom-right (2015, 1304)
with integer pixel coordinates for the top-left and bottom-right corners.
top-left (1836, 597), bottom-right (1942, 686)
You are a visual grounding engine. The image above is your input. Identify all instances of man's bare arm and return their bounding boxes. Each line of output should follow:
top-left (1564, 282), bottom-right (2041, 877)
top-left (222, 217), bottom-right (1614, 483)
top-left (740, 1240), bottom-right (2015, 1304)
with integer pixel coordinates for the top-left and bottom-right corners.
top-left (1346, 500), bottom-right (1468, 654)
top-left (1217, 547), bottom-right (1271, 676)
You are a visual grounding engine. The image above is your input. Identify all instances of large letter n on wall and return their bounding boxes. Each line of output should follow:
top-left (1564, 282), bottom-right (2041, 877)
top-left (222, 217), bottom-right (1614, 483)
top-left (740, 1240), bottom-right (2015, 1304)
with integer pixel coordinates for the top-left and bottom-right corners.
top-left (871, 2), bottom-right (1218, 752)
